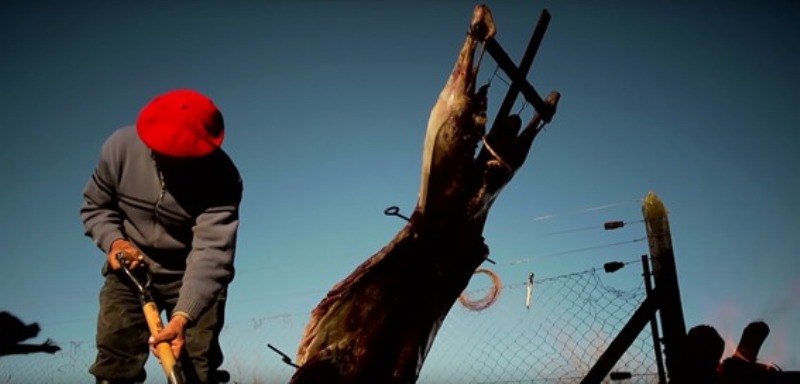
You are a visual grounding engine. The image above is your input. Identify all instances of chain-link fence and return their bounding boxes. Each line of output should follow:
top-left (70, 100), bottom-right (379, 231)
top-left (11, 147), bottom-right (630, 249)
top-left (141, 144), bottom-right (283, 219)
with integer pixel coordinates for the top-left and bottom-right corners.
top-left (0, 263), bottom-right (661, 383)
top-left (418, 265), bottom-right (659, 383)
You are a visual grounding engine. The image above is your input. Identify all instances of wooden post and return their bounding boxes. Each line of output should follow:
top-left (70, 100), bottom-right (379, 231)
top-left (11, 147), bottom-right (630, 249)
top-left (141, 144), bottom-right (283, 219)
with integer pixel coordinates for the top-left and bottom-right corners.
top-left (642, 191), bottom-right (687, 382)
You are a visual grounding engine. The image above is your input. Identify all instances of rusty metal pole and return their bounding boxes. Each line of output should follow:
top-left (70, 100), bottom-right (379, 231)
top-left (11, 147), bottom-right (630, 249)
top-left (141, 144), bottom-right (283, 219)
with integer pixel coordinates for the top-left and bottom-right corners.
top-left (642, 191), bottom-right (687, 383)
top-left (580, 290), bottom-right (659, 384)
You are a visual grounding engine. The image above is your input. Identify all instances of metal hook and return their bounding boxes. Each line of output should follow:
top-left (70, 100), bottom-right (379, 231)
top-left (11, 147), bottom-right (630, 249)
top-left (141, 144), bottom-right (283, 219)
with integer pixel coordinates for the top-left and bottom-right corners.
top-left (383, 208), bottom-right (496, 264)
top-left (384, 206), bottom-right (411, 222)
top-left (267, 343), bottom-right (300, 369)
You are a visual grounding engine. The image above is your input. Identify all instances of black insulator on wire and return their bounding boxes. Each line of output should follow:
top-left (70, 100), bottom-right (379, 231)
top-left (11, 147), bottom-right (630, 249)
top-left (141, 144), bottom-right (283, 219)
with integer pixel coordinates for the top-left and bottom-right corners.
top-left (610, 371), bottom-right (632, 380)
top-left (603, 261), bottom-right (625, 273)
top-left (267, 344), bottom-right (300, 369)
top-left (603, 220), bottom-right (625, 230)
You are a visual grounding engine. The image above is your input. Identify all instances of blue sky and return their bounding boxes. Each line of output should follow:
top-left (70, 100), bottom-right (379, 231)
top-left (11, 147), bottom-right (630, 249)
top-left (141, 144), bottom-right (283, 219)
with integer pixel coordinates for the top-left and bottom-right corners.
top-left (1, 0), bottom-right (798, 379)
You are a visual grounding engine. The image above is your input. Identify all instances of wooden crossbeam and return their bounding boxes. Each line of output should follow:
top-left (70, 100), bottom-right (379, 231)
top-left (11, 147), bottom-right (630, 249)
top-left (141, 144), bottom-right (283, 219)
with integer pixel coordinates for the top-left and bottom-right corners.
top-left (485, 9), bottom-right (555, 123)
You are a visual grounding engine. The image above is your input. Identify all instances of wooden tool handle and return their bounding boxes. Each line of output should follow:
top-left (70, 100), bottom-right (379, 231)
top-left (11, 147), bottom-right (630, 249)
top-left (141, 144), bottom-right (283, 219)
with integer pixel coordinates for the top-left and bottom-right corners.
top-left (142, 302), bottom-right (182, 383)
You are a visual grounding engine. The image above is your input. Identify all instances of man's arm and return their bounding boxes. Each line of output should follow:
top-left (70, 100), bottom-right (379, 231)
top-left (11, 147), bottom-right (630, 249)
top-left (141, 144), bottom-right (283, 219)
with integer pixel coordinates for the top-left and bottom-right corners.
top-left (174, 206), bottom-right (240, 321)
top-left (152, 201), bottom-right (240, 358)
top-left (0, 339), bottom-right (61, 356)
top-left (80, 132), bottom-right (126, 254)
top-left (151, 159), bottom-right (242, 356)
top-left (174, 174), bottom-right (243, 322)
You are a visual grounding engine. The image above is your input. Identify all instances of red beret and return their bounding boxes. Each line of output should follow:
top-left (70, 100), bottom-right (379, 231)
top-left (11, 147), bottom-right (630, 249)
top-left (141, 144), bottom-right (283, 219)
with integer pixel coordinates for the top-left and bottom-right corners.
top-left (136, 89), bottom-right (224, 158)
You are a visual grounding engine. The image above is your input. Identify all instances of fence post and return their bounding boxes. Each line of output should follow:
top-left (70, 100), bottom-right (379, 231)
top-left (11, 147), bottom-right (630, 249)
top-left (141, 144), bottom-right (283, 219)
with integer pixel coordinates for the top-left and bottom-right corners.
top-left (641, 254), bottom-right (667, 384)
top-left (642, 191), bottom-right (687, 382)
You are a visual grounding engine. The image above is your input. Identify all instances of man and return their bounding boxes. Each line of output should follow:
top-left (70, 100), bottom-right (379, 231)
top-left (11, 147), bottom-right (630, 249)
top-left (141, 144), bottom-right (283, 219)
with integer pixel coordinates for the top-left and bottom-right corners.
top-left (81, 89), bottom-right (243, 384)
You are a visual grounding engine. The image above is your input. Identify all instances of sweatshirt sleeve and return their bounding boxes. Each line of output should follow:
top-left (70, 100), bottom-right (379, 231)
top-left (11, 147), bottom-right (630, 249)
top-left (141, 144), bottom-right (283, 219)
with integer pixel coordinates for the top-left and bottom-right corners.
top-left (80, 131), bottom-right (126, 254)
top-left (175, 172), bottom-right (243, 321)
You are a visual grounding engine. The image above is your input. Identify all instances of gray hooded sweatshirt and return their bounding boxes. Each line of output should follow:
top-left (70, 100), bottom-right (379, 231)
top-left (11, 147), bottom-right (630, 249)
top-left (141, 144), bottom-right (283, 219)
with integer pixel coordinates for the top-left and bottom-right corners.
top-left (80, 125), bottom-right (243, 320)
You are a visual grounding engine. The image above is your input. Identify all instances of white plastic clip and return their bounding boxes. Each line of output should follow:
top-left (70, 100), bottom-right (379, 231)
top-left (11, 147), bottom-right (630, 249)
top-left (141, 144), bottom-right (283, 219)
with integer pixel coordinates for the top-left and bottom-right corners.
top-left (526, 272), bottom-right (535, 310)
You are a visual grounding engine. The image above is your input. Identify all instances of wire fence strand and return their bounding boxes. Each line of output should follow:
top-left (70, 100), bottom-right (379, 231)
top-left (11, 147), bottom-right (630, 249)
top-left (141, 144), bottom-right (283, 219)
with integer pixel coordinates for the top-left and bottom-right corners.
top-left (0, 266), bottom-right (659, 383)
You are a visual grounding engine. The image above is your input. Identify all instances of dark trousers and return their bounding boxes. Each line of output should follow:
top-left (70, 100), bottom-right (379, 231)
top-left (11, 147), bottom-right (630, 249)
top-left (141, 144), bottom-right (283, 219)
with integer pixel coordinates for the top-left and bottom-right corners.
top-left (89, 269), bottom-right (226, 384)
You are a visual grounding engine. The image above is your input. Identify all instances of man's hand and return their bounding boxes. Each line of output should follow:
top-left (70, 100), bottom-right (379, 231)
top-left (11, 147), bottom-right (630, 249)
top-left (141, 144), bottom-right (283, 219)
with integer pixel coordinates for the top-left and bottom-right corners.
top-left (40, 338), bottom-right (61, 354)
top-left (108, 239), bottom-right (144, 270)
top-left (149, 315), bottom-right (189, 360)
